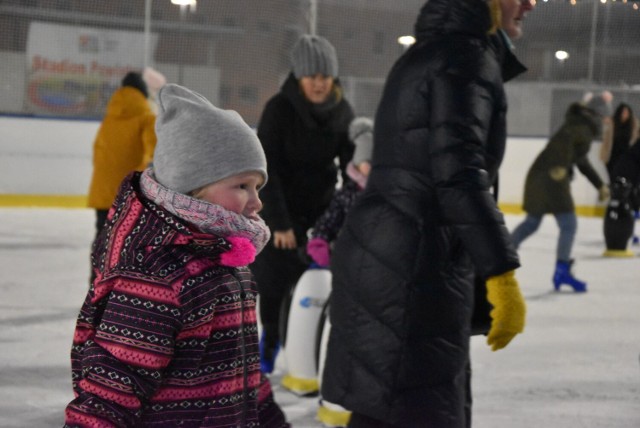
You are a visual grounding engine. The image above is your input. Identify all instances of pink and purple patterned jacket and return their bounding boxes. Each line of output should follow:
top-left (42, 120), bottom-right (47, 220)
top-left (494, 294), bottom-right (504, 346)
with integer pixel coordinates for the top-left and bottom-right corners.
top-left (65, 172), bottom-right (289, 428)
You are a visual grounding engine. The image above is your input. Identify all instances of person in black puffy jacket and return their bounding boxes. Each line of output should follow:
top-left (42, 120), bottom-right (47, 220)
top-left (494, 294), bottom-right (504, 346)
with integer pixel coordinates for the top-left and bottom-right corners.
top-left (251, 34), bottom-right (355, 374)
top-left (321, 1), bottom-right (533, 427)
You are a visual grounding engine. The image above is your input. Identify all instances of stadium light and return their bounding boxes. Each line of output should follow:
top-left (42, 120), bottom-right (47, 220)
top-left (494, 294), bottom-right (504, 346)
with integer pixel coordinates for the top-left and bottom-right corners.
top-left (171, 0), bottom-right (196, 16)
top-left (397, 35), bottom-right (416, 49)
top-left (555, 50), bottom-right (569, 61)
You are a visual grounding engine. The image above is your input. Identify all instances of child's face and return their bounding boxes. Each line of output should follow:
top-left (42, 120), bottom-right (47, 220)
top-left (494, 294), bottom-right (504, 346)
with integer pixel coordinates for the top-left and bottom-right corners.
top-left (358, 161), bottom-right (371, 177)
top-left (194, 171), bottom-right (264, 220)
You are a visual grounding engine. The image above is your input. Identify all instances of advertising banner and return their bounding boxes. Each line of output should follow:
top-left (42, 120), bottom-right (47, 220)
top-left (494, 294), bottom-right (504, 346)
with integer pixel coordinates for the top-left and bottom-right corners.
top-left (25, 22), bottom-right (157, 117)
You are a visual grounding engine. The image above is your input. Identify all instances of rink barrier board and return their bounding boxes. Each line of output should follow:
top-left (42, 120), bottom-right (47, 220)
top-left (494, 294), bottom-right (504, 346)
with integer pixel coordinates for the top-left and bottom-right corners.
top-left (0, 195), bottom-right (606, 217)
top-left (500, 203), bottom-right (606, 218)
top-left (0, 194), bottom-right (88, 208)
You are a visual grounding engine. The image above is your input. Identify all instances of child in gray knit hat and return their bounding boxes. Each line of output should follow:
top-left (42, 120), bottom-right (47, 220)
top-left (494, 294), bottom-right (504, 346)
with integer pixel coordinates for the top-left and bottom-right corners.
top-left (65, 83), bottom-right (290, 427)
top-left (306, 116), bottom-right (374, 268)
top-left (152, 84), bottom-right (268, 196)
top-left (303, 117), bottom-right (373, 422)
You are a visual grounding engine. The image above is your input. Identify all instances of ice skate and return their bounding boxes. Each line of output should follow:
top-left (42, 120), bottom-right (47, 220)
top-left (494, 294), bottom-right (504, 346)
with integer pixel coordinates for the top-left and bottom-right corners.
top-left (553, 260), bottom-right (587, 292)
top-left (259, 331), bottom-right (280, 374)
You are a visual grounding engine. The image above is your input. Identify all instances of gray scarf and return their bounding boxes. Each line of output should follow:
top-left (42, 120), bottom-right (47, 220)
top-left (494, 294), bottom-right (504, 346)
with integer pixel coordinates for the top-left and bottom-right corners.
top-left (139, 168), bottom-right (271, 255)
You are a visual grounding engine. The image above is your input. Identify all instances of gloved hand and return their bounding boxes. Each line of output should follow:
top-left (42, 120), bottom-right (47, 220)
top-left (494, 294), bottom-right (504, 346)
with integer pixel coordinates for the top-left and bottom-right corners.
top-left (306, 237), bottom-right (331, 267)
top-left (485, 270), bottom-right (526, 351)
top-left (598, 184), bottom-right (610, 202)
top-left (549, 166), bottom-right (567, 181)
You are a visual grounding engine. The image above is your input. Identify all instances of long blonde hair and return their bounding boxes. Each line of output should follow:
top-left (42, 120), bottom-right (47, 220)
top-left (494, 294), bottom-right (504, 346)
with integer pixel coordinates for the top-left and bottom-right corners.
top-left (488, 0), bottom-right (502, 35)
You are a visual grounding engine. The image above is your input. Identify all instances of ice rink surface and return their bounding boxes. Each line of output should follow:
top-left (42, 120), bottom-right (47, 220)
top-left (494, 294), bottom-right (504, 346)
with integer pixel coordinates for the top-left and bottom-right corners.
top-left (0, 208), bottom-right (638, 427)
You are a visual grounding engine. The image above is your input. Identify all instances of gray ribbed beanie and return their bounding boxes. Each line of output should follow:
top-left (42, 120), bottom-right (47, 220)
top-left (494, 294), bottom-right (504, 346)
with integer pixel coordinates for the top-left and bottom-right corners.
top-left (349, 117), bottom-right (374, 166)
top-left (291, 35), bottom-right (339, 79)
top-left (153, 84), bottom-right (267, 194)
top-left (584, 91), bottom-right (613, 118)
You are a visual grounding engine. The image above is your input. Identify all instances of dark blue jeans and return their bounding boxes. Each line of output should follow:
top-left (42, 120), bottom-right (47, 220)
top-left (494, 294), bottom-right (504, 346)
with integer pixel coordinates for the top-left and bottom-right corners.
top-left (510, 212), bottom-right (577, 262)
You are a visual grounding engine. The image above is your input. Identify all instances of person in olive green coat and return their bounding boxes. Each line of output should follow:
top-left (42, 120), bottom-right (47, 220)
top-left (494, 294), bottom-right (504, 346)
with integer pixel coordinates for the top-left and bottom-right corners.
top-left (511, 98), bottom-right (610, 292)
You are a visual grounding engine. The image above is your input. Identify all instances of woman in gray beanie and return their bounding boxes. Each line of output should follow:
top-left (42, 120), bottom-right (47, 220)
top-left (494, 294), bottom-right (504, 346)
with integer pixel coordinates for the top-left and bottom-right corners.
top-left (252, 34), bottom-right (355, 374)
top-left (65, 84), bottom-right (289, 428)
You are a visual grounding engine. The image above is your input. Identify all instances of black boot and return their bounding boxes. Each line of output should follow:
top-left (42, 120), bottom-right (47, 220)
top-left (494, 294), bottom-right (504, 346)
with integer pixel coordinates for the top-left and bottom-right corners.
top-left (259, 324), bottom-right (280, 374)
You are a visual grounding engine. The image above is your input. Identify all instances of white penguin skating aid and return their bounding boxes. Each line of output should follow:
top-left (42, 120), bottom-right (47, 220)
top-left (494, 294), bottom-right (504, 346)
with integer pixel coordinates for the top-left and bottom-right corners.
top-left (316, 300), bottom-right (352, 427)
top-left (281, 265), bottom-right (332, 396)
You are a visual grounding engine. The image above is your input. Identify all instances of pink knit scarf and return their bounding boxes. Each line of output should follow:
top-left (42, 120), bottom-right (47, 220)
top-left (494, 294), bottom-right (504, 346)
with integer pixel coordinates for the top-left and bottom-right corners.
top-left (140, 168), bottom-right (271, 265)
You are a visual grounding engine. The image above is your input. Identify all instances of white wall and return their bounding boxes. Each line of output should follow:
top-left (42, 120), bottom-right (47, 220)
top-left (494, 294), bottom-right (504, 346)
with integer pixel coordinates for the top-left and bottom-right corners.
top-left (0, 116), bottom-right (610, 209)
top-left (501, 136), bottom-right (608, 209)
top-left (0, 116), bottom-right (97, 195)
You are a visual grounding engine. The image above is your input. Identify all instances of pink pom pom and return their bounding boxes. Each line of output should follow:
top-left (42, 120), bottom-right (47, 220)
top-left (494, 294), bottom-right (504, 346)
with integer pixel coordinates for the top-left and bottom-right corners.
top-left (143, 67), bottom-right (167, 92)
top-left (220, 236), bottom-right (256, 267)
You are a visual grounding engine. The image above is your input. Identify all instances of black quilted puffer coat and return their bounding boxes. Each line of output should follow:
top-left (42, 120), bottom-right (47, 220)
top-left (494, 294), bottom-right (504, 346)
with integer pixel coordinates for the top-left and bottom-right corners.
top-left (321, 1), bottom-right (525, 426)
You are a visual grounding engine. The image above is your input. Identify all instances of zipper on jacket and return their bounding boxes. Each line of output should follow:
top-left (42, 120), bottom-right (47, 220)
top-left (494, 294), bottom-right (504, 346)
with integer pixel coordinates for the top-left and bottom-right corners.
top-left (236, 271), bottom-right (249, 426)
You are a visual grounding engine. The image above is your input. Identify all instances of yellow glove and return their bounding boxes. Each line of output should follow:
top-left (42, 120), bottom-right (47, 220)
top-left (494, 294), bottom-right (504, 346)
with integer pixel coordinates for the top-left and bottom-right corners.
top-left (598, 184), bottom-right (610, 202)
top-left (486, 270), bottom-right (526, 351)
top-left (549, 166), bottom-right (567, 181)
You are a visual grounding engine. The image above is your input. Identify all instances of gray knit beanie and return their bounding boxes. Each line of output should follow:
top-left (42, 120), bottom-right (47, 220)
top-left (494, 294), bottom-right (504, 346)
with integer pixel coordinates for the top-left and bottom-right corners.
top-left (349, 117), bottom-right (374, 166)
top-left (153, 84), bottom-right (267, 194)
top-left (584, 91), bottom-right (613, 118)
top-left (291, 35), bottom-right (339, 79)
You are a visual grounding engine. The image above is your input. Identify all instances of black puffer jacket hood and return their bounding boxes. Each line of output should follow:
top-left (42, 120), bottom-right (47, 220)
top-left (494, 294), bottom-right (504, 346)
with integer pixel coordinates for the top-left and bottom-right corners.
top-left (414, 0), bottom-right (491, 40)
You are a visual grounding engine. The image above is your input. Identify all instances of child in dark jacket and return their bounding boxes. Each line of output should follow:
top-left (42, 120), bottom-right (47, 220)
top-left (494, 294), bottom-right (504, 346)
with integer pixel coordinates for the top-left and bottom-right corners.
top-left (305, 117), bottom-right (373, 427)
top-left (306, 117), bottom-right (373, 267)
top-left (65, 84), bottom-right (289, 428)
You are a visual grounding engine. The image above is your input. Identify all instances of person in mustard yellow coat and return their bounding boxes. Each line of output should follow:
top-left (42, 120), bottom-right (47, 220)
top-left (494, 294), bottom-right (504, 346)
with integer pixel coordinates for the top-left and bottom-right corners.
top-left (87, 72), bottom-right (157, 240)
